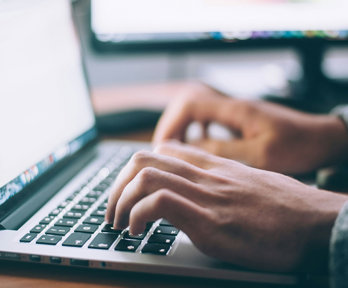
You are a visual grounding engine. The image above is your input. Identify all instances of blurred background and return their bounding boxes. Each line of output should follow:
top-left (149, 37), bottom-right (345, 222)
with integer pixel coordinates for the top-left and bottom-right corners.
top-left (71, 0), bottom-right (348, 134)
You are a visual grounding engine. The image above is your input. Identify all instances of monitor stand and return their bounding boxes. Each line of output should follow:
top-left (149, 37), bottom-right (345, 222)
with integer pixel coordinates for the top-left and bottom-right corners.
top-left (265, 41), bottom-right (348, 114)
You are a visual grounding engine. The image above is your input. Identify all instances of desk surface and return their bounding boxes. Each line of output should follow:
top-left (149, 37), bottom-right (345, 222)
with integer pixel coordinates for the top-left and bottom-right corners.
top-left (1, 259), bottom-right (296, 288)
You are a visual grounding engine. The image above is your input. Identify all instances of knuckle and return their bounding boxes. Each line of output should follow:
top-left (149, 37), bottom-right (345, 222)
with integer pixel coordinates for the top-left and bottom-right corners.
top-left (137, 167), bottom-right (159, 184)
top-left (177, 82), bottom-right (207, 105)
top-left (155, 141), bottom-right (180, 154)
top-left (155, 142), bottom-right (171, 154)
top-left (233, 99), bottom-right (256, 114)
top-left (153, 189), bottom-right (171, 209)
top-left (131, 150), bottom-right (152, 166)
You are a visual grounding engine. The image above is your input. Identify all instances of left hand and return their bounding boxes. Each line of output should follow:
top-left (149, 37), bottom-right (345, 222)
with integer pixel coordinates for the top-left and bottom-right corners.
top-left (153, 82), bottom-right (348, 174)
top-left (106, 141), bottom-right (347, 272)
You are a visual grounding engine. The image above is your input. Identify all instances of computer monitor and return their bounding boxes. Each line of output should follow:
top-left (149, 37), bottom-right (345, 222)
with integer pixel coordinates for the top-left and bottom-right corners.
top-left (90, 0), bottom-right (348, 111)
top-left (91, 0), bottom-right (348, 50)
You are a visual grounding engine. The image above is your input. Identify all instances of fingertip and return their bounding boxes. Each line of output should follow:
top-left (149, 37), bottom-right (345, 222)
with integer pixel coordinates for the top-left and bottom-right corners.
top-left (113, 221), bottom-right (125, 231)
top-left (105, 204), bottom-right (116, 225)
top-left (113, 212), bottom-right (129, 231)
top-left (129, 224), bottom-right (144, 236)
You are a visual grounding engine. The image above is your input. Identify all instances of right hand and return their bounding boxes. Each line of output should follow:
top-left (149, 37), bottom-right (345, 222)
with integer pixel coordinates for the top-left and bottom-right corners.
top-left (153, 82), bottom-right (348, 174)
top-left (106, 141), bottom-right (348, 272)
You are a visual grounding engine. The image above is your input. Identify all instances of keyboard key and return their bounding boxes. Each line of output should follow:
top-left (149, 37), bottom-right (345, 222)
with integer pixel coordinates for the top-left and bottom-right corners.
top-left (20, 233), bottom-right (37, 243)
top-left (62, 232), bottom-right (91, 247)
top-left (94, 184), bottom-right (109, 192)
top-left (58, 200), bottom-right (70, 209)
top-left (72, 204), bottom-right (90, 212)
top-left (115, 239), bottom-right (141, 252)
top-left (142, 243), bottom-right (170, 255)
top-left (30, 224), bottom-right (46, 233)
top-left (37, 235), bottom-right (62, 245)
top-left (79, 197), bottom-right (96, 207)
top-left (148, 234), bottom-right (175, 245)
top-left (100, 178), bottom-right (113, 186)
top-left (39, 216), bottom-right (55, 225)
top-left (87, 190), bottom-right (103, 198)
top-left (49, 208), bottom-right (63, 216)
top-left (88, 233), bottom-right (119, 250)
top-left (66, 194), bottom-right (76, 202)
top-left (105, 175), bottom-right (116, 182)
top-left (101, 224), bottom-right (122, 234)
top-left (109, 171), bottom-right (120, 178)
top-left (56, 218), bottom-right (78, 227)
top-left (145, 222), bottom-right (154, 231)
top-left (75, 224), bottom-right (99, 234)
top-left (159, 219), bottom-right (173, 226)
top-left (98, 202), bottom-right (108, 210)
top-left (63, 211), bottom-right (84, 219)
top-left (91, 209), bottom-right (106, 217)
top-left (83, 216), bottom-right (104, 225)
top-left (154, 226), bottom-right (179, 236)
top-left (46, 226), bottom-right (70, 236)
top-left (123, 231), bottom-right (147, 240)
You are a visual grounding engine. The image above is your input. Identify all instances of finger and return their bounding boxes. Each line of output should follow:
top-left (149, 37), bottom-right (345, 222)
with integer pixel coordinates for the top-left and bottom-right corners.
top-left (154, 141), bottom-right (218, 169)
top-left (105, 149), bottom-right (206, 223)
top-left (153, 96), bottom-right (231, 145)
top-left (128, 189), bottom-right (209, 236)
top-left (153, 97), bottom-right (193, 144)
top-left (190, 139), bottom-right (256, 165)
top-left (113, 167), bottom-right (211, 229)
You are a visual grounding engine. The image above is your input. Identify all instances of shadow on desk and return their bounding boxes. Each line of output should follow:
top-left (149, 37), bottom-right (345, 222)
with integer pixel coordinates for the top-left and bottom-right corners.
top-left (0, 260), bottom-right (313, 288)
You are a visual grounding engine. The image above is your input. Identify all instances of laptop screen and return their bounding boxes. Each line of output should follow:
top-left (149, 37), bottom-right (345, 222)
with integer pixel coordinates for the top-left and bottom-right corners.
top-left (0, 0), bottom-right (96, 207)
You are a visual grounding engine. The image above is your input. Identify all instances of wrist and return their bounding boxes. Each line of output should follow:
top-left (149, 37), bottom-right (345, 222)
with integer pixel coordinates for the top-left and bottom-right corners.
top-left (313, 115), bottom-right (348, 167)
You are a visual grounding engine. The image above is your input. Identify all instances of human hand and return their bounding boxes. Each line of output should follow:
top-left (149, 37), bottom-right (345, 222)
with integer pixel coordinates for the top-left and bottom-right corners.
top-left (106, 141), bottom-right (347, 272)
top-left (153, 82), bottom-right (348, 174)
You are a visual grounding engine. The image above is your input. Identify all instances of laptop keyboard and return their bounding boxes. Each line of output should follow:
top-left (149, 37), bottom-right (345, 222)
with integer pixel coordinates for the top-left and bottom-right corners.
top-left (20, 146), bottom-right (179, 256)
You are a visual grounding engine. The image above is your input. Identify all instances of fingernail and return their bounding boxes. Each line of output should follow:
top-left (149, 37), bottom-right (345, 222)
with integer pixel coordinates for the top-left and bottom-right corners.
top-left (129, 228), bottom-right (139, 236)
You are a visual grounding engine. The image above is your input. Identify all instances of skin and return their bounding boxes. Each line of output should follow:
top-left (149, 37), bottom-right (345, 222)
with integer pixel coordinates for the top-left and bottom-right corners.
top-left (153, 82), bottom-right (348, 174)
top-left (106, 82), bottom-right (348, 272)
top-left (106, 141), bottom-right (348, 272)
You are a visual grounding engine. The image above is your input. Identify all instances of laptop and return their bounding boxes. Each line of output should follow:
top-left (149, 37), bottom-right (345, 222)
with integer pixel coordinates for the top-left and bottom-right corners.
top-left (0, 0), bottom-right (297, 285)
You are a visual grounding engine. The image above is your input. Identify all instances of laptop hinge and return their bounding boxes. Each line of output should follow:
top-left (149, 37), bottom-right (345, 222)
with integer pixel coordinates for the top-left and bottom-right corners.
top-left (0, 143), bottom-right (98, 230)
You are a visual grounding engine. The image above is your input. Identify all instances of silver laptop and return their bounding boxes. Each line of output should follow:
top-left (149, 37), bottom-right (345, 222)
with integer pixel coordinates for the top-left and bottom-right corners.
top-left (0, 0), bottom-right (297, 285)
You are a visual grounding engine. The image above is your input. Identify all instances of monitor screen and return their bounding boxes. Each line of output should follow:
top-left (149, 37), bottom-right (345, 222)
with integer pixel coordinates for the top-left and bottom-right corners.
top-left (0, 0), bottom-right (96, 206)
top-left (91, 0), bottom-right (348, 44)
